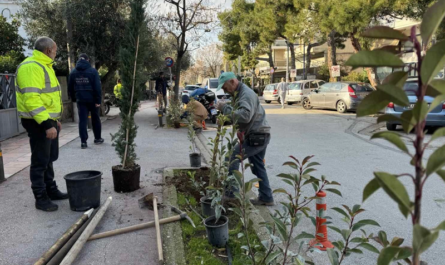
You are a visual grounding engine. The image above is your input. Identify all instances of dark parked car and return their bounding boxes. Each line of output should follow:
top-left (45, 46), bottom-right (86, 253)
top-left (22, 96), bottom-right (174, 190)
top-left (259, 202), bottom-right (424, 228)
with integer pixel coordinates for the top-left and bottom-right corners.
top-left (385, 78), bottom-right (445, 130)
top-left (302, 82), bottom-right (375, 113)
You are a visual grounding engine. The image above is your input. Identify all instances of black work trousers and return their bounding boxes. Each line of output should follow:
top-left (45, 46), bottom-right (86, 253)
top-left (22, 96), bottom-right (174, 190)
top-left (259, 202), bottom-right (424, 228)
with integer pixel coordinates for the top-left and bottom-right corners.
top-left (22, 119), bottom-right (59, 195)
top-left (77, 102), bottom-right (101, 143)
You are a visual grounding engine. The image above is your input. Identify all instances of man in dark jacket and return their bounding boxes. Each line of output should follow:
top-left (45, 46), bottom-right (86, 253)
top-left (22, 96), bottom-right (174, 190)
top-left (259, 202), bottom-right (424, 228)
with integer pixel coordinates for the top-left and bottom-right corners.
top-left (156, 72), bottom-right (168, 111)
top-left (68, 53), bottom-right (104, 149)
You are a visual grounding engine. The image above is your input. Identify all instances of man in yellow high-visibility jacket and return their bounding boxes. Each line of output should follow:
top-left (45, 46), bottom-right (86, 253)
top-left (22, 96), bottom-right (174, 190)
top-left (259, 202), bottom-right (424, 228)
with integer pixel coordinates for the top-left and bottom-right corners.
top-left (114, 79), bottom-right (122, 99)
top-left (16, 37), bottom-right (68, 212)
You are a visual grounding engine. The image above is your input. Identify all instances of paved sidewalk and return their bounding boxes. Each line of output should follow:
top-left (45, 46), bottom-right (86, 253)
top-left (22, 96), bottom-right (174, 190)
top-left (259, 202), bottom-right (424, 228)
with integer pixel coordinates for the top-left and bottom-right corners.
top-left (0, 101), bottom-right (191, 265)
top-left (1, 116), bottom-right (109, 179)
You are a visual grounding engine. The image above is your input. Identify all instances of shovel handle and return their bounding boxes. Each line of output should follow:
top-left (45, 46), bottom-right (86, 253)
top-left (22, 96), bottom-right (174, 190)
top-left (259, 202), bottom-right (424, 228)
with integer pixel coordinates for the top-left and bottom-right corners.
top-left (88, 215), bottom-right (181, 241)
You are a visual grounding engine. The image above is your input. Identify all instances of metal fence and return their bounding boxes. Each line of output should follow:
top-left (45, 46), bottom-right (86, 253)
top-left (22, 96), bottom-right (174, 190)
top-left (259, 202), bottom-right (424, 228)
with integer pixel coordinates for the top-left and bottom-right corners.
top-left (0, 73), bottom-right (24, 141)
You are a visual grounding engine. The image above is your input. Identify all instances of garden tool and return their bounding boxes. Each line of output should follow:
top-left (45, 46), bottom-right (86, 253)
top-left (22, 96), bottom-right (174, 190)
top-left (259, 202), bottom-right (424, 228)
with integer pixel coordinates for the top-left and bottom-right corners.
top-left (88, 197), bottom-right (195, 241)
top-left (138, 193), bottom-right (195, 228)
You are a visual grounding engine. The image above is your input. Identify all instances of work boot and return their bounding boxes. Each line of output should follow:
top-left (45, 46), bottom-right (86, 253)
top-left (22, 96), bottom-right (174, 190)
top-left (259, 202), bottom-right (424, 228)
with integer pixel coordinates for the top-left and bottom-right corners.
top-left (250, 197), bottom-right (274, 206)
top-left (94, 138), bottom-right (104, 144)
top-left (47, 182), bottom-right (69, 200)
top-left (81, 142), bottom-right (88, 149)
top-left (35, 192), bottom-right (58, 212)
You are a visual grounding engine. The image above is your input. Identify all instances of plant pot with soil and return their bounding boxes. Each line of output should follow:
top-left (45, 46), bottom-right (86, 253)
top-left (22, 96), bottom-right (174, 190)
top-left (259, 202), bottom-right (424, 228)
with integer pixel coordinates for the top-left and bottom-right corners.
top-left (204, 215), bottom-right (229, 247)
top-left (200, 196), bottom-right (215, 217)
top-left (112, 165), bottom-right (140, 192)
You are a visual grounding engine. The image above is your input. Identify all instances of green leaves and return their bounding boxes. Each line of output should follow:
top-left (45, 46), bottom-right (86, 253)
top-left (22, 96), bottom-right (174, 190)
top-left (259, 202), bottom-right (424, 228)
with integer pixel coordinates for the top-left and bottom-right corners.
top-left (412, 101), bottom-right (429, 123)
top-left (363, 178), bottom-right (381, 202)
top-left (331, 207), bottom-right (349, 219)
top-left (362, 26), bottom-right (408, 40)
top-left (357, 91), bottom-right (391, 117)
top-left (421, 40), bottom-right (445, 85)
top-left (382, 71), bottom-right (409, 88)
top-left (352, 219), bottom-right (380, 232)
top-left (426, 145), bottom-right (445, 176)
top-left (420, 0), bottom-right (445, 47)
top-left (327, 248), bottom-right (339, 265)
top-left (374, 172), bottom-right (411, 218)
top-left (413, 224), bottom-right (439, 254)
top-left (376, 84), bottom-right (409, 107)
top-left (371, 132), bottom-right (410, 154)
top-left (325, 188), bottom-right (342, 197)
top-left (358, 243), bottom-right (380, 254)
top-left (431, 128), bottom-right (445, 142)
top-left (295, 231), bottom-right (315, 240)
top-left (345, 50), bottom-right (404, 69)
top-left (427, 79), bottom-right (445, 96)
top-left (377, 246), bottom-right (401, 265)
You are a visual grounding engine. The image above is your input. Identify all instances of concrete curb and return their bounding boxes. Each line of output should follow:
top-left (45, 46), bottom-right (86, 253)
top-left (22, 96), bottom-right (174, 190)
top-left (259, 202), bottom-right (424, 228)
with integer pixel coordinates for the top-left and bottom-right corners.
top-left (161, 168), bottom-right (187, 265)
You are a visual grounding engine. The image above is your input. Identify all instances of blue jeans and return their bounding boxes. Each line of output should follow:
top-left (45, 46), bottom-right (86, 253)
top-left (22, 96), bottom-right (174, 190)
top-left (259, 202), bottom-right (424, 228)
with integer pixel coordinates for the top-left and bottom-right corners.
top-left (227, 134), bottom-right (273, 203)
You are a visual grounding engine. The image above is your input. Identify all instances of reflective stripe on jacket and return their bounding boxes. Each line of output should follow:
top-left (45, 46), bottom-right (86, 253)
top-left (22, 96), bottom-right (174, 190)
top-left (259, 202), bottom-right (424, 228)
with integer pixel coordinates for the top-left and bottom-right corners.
top-left (15, 50), bottom-right (62, 124)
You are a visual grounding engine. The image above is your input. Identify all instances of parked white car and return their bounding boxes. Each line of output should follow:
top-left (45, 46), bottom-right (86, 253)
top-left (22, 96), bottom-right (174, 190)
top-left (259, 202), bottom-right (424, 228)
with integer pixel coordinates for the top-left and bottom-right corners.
top-left (202, 78), bottom-right (231, 103)
top-left (263, 83), bottom-right (279, 103)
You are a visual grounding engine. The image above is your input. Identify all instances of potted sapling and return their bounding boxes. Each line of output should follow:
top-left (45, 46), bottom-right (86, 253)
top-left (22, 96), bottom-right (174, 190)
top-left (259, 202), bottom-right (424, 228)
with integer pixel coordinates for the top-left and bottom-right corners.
top-left (111, 0), bottom-right (149, 192)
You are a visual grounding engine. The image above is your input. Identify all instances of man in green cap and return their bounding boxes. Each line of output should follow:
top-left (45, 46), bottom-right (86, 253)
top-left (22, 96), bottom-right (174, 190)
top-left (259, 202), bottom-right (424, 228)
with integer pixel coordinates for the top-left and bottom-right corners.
top-left (216, 72), bottom-right (274, 206)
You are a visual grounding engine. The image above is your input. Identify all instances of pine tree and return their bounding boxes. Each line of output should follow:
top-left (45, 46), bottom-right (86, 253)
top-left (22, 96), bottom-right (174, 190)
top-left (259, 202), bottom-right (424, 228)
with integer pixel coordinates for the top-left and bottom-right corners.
top-left (112, 0), bottom-right (150, 169)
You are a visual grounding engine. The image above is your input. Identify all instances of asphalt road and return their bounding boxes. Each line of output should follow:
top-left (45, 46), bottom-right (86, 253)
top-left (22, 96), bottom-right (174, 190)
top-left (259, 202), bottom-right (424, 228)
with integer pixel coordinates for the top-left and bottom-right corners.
top-left (202, 100), bottom-right (445, 265)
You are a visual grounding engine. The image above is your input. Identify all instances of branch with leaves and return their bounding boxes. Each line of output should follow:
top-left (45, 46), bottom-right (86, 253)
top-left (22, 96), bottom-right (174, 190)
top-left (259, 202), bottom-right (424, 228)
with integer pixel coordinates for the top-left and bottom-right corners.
top-left (344, 1), bottom-right (445, 264)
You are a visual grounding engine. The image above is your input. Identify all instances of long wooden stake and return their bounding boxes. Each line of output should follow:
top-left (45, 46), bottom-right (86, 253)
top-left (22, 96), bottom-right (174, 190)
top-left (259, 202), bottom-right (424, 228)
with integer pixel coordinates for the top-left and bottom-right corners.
top-left (153, 196), bottom-right (164, 262)
top-left (88, 215), bottom-right (183, 241)
top-left (123, 35), bottom-right (140, 168)
top-left (34, 209), bottom-right (94, 265)
top-left (60, 197), bottom-right (113, 265)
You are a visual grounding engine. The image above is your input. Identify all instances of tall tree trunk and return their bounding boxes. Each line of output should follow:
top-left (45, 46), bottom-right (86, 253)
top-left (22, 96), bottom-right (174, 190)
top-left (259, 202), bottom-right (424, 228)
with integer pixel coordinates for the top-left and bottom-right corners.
top-left (349, 33), bottom-right (379, 87)
top-left (174, 52), bottom-right (184, 99)
top-left (267, 45), bottom-right (275, 83)
top-left (288, 42), bottom-right (296, 71)
top-left (305, 43), bottom-right (320, 80)
top-left (327, 30), bottom-right (338, 82)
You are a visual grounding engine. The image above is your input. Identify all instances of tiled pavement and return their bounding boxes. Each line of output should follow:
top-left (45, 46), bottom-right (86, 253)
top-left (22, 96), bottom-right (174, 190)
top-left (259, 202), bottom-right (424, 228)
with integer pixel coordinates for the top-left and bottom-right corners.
top-left (1, 117), bottom-right (108, 180)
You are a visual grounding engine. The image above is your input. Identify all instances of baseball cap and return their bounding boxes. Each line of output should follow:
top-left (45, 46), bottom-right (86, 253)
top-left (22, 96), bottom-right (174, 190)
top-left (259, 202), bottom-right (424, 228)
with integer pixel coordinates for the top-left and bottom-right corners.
top-left (217, 72), bottom-right (237, 91)
top-left (79, 53), bottom-right (89, 61)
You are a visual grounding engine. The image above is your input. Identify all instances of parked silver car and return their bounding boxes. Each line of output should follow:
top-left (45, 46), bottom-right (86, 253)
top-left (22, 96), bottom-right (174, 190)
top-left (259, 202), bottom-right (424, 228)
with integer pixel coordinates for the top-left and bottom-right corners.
top-left (287, 79), bottom-right (327, 105)
top-left (385, 78), bottom-right (445, 130)
top-left (263, 83), bottom-right (279, 103)
top-left (302, 82), bottom-right (374, 113)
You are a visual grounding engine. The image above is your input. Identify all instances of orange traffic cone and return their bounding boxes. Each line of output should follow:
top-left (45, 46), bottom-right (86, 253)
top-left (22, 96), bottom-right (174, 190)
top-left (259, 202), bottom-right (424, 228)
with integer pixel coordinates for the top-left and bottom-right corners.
top-left (309, 191), bottom-right (334, 251)
top-left (202, 120), bottom-right (207, 130)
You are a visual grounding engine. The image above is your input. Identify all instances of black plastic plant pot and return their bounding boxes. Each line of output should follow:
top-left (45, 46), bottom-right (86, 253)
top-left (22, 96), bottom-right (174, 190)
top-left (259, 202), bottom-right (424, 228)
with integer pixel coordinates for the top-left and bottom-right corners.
top-left (204, 215), bottom-right (229, 248)
top-left (189, 153), bottom-right (201, 168)
top-left (64, 170), bottom-right (102, 211)
top-left (200, 196), bottom-right (215, 217)
top-left (112, 165), bottom-right (140, 193)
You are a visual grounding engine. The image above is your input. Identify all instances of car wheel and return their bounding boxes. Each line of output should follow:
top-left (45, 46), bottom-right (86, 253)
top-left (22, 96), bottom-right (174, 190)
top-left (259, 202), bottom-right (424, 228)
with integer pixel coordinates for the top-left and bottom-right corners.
top-left (265, 100), bottom-right (271, 104)
top-left (277, 98), bottom-right (281, 104)
top-left (336, 100), bottom-right (347, 113)
top-left (386, 123), bottom-right (397, 131)
top-left (302, 98), bottom-right (312, 110)
top-left (287, 102), bottom-right (293, 105)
